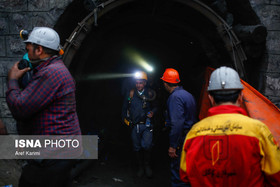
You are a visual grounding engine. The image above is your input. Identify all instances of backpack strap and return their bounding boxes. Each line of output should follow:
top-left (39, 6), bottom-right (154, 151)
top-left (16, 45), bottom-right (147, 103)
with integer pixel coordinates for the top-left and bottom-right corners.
top-left (126, 89), bottom-right (135, 123)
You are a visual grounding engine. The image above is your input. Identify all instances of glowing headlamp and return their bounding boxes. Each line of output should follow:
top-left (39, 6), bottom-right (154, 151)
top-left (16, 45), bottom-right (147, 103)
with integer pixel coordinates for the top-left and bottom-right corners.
top-left (134, 71), bottom-right (148, 80)
top-left (134, 72), bottom-right (141, 79)
top-left (124, 48), bottom-right (155, 72)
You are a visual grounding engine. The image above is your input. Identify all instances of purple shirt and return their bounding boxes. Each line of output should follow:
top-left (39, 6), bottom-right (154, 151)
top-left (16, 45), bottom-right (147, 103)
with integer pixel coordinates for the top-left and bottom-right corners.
top-left (6, 56), bottom-right (81, 135)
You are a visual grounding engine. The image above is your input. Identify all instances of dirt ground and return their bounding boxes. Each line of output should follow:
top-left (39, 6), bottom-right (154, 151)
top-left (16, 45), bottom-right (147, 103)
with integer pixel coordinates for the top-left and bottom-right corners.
top-left (0, 160), bottom-right (22, 186)
top-left (72, 152), bottom-right (171, 187)
top-left (72, 130), bottom-right (172, 187)
top-left (0, 150), bottom-right (171, 187)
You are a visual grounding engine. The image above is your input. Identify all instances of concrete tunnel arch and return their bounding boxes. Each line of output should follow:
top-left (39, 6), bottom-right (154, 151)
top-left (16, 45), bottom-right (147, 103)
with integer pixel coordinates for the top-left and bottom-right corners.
top-left (61, 0), bottom-right (246, 77)
top-left (54, 0), bottom-right (248, 135)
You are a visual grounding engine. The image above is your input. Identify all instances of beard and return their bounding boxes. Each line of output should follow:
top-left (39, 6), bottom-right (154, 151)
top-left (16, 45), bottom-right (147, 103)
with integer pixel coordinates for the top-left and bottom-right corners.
top-left (28, 53), bottom-right (43, 67)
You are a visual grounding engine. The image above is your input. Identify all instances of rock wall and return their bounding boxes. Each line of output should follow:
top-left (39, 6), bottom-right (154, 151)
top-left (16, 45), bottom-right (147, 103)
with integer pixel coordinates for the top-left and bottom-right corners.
top-left (250, 0), bottom-right (280, 107)
top-left (0, 0), bottom-right (279, 134)
top-left (0, 0), bottom-right (73, 134)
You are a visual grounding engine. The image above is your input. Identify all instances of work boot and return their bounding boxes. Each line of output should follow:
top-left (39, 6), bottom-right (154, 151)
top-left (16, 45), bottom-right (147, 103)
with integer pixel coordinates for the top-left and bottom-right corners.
top-left (137, 165), bottom-right (144, 177)
top-left (136, 151), bottom-right (144, 177)
top-left (144, 163), bottom-right (153, 178)
top-left (144, 150), bottom-right (153, 178)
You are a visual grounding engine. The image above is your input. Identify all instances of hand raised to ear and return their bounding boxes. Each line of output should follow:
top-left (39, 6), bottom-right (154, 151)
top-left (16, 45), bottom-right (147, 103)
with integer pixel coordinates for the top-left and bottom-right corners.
top-left (8, 61), bottom-right (30, 80)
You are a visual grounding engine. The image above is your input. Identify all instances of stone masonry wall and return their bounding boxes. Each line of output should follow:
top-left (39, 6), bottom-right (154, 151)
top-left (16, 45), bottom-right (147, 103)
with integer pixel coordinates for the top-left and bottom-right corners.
top-left (250, 0), bottom-right (280, 107)
top-left (0, 0), bottom-right (73, 134)
top-left (0, 0), bottom-right (279, 134)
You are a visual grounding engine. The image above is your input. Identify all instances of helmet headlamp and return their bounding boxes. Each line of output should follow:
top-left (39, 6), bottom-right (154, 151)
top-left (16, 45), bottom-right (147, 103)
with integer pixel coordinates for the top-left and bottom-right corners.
top-left (20, 29), bottom-right (29, 41)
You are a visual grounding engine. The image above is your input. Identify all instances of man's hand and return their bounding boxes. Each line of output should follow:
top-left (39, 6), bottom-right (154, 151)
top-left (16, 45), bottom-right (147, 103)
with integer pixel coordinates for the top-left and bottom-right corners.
top-left (168, 147), bottom-right (178, 158)
top-left (8, 61), bottom-right (30, 80)
top-left (147, 111), bottom-right (154, 118)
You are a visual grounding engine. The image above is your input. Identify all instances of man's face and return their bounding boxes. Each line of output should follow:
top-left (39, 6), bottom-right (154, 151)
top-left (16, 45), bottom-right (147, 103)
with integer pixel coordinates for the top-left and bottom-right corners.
top-left (25, 43), bottom-right (40, 61)
top-left (163, 82), bottom-right (168, 91)
top-left (162, 81), bottom-right (171, 93)
top-left (135, 80), bottom-right (146, 91)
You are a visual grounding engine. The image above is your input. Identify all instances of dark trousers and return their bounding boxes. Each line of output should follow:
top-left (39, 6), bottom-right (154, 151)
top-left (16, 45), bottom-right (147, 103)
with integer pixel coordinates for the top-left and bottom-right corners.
top-left (171, 132), bottom-right (191, 187)
top-left (19, 159), bottom-right (76, 187)
top-left (170, 148), bottom-right (190, 187)
top-left (131, 124), bottom-right (153, 151)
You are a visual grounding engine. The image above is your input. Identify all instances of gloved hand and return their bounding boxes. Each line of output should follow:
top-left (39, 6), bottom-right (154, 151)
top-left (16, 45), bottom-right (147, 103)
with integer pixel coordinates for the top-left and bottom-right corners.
top-left (124, 118), bottom-right (134, 128)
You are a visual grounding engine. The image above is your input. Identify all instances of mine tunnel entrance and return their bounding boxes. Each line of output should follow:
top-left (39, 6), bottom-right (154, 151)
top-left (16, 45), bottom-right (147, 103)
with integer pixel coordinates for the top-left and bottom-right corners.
top-left (55, 0), bottom-right (247, 133)
top-left (54, 0), bottom-right (249, 184)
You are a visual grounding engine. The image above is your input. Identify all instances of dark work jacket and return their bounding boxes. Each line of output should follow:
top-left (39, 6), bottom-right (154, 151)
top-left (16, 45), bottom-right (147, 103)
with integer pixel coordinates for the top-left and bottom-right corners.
top-left (122, 88), bottom-right (157, 125)
top-left (166, 86), bottom-right (197, 148)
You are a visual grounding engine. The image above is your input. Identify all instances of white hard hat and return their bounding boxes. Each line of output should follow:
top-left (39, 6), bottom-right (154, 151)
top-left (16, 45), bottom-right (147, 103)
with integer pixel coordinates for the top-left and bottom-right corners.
top-left (208, 66), bottom-right (243, 92)
top-left (24, 27), bottom-right (60, 51)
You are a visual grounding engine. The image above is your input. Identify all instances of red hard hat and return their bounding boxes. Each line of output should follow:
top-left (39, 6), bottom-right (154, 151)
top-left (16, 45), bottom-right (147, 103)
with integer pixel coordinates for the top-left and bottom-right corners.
top-left (161, 68), bottom-right (180, 83)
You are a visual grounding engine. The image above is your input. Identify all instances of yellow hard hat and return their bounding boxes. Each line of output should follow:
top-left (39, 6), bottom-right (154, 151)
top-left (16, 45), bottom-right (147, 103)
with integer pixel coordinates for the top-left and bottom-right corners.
top-left (134, 71), bottom-right (148, 80)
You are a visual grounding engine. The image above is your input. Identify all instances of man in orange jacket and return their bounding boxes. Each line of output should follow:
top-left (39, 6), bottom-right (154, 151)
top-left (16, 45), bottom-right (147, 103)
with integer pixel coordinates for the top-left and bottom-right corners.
top-left (180, 66), bottom-right (280, 186)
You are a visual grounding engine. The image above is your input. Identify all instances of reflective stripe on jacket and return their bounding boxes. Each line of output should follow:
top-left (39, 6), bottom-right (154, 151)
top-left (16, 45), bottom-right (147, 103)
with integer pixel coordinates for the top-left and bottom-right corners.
top-left (180, 105), bottom-right (280, 187)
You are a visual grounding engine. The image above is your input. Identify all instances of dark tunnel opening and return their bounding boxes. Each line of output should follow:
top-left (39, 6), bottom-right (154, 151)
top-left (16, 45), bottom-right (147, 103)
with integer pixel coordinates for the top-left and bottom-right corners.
top-left (65, 0), bottom-right (234, 134)
top-left (54, 0), bottom-right (250, 184)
